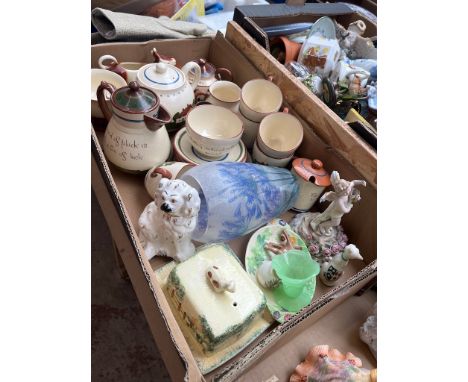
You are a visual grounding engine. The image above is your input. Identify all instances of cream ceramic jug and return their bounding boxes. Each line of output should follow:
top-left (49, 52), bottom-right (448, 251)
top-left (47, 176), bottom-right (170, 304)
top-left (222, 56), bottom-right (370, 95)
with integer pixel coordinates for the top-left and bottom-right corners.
top-left (136, 53), bottom-right (202, 132)
top-left (97, 81), bottom-right (172, 173)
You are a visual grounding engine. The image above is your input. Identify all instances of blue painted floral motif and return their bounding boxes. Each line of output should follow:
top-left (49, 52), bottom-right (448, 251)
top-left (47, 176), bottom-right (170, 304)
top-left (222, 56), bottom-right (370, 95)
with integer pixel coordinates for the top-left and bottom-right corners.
top-left (181, 163), bottom-right (299, 242)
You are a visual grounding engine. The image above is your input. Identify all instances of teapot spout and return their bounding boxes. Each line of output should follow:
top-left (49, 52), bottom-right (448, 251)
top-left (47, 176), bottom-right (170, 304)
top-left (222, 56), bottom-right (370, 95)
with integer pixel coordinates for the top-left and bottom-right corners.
top-left (144, 105), bottom-right (172, 131)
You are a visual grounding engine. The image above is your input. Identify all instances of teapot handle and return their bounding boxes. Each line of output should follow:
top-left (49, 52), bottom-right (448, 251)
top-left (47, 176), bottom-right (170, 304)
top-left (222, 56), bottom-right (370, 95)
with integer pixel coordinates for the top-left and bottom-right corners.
top-left (98, 55), bottom-right (118, 69)
top-left (96, 81), bottom-right (116, 122)
top-left (181, 62), bottom-right (202, 90)
top-left (215, 67), bottom-right (233, 82)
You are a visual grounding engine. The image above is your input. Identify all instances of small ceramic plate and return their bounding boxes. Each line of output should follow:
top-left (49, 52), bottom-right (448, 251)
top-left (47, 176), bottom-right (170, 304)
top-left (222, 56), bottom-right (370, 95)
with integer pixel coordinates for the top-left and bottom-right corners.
top-left (245, 219), bottom-right (316, 324)
top-left (173, 128), bottom-right (247, 165)
top-left (155, 262), bottom-right (273, 374)
top-left (307, 16), bottom-right (337, 39)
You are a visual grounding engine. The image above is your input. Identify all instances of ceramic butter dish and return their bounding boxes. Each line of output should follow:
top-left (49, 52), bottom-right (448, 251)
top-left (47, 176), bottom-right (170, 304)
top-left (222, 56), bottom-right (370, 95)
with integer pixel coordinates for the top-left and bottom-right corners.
top-left (166, 243), bottom-right (266, 353)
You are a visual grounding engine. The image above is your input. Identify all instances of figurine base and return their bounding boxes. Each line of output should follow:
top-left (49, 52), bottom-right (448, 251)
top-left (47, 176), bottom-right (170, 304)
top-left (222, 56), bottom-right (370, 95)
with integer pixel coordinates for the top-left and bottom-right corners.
top-left (290, 212), bottom-right (348, 264)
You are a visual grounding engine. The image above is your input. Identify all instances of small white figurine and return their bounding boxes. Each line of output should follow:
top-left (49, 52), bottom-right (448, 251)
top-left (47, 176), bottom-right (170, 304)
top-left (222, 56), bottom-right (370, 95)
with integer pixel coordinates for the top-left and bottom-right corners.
top-left (319, 244), bottom-right (363, 286)
top-left (138, 178), bottom-right (201, 262)
top-left (206, 265), bottom-right (236, 293)
top-left (311, 171), bottom-right (366, 235)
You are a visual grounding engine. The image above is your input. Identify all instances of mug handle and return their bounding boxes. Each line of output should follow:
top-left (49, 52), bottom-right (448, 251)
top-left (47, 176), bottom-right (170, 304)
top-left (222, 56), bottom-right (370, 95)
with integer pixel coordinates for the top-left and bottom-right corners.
top-left (181, 62), bottom-right (202, 90)
top-left (215, 68), bottom-right (233, 81)
top-left (96, 81), bottom-right (116, 122)
top-left (98, 54), bottom-right (118, 69)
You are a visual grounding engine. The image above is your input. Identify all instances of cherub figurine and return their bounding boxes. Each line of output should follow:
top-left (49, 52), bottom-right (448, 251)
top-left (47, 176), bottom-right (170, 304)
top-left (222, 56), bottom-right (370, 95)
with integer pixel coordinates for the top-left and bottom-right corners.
top-left (311, 171), bottom-right (366, 235)
top-left (290, 171), bottom-right (366, 263)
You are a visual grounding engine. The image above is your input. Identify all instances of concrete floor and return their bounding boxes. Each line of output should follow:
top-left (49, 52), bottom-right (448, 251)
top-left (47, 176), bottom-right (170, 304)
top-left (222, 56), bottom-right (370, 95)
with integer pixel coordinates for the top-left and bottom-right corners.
top-left (92, 191), bottom-right (171, 382)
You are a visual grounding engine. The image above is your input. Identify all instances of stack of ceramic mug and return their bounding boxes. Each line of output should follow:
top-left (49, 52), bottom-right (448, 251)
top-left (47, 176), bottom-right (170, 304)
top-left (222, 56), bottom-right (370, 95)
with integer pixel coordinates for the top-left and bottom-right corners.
top-left (237, 79), bottom-right (304, 167)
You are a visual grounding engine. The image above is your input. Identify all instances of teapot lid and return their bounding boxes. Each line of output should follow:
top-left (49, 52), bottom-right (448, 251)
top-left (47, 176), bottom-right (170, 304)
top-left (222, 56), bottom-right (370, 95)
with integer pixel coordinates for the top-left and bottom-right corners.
top-left (112, 82), bottom-right (159, 114)
top-left (292, 158), bottom-right (331, 186)
top-left (138, 62), bottom-right (185, 91)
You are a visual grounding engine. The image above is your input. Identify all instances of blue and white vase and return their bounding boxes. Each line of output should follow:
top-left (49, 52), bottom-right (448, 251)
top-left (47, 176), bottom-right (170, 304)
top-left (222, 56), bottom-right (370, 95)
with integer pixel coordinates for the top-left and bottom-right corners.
top-left (180, 162), bottom-right (299, 243)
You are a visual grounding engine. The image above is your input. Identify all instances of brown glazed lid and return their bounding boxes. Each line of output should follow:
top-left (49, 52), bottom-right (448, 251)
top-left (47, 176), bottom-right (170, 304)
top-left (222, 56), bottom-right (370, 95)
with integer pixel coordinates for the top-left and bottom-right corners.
top-left (292, 158), bottom-right (331, 186)
top-left (112, 81), bottom-right (159, 114)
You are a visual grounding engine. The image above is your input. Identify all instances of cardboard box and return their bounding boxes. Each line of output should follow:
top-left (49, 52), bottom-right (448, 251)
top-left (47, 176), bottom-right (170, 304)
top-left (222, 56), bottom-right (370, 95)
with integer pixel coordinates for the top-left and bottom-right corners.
top-left (91, 33), bottom-right (376, 381)
top-left (225, 21), bottom-right (377, 188)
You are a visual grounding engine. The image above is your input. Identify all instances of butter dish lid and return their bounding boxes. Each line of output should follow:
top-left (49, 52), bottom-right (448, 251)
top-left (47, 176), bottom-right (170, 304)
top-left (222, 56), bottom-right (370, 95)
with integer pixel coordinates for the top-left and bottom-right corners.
top-left (292, 158), bottom-right (331, 186)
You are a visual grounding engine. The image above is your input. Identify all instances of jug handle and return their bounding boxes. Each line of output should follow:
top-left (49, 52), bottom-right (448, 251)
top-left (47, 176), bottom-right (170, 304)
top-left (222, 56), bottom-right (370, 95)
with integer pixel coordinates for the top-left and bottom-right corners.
top-left (143, 105), bottom-right (172, 132)
top-left (98, 54), bottom-right (118, 69)
top-left (215, 68), bottom-right (233, 82)
top-left (181, 61), bottom-right (202, 90)
top-left (96, 81), bottom-right (116, 122)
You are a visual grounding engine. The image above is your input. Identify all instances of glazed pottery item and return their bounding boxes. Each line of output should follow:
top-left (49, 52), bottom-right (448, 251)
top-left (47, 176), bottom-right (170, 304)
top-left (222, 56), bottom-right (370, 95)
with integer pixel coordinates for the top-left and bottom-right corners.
top-left (138, 178), bottom-right (201, 261)
top-left (270, 36), bottom-right (302, 64)
top-left (303, 73), bottom-right (324, 97)
top-left (136, 53), bottom-right (202, 132)
top-left (144, 161), bottom-right (195, 198)
top-left (188, 58), bottom-right (233, 90)
top-left (173, 128), bottom-right (247, 165)
top-left (319, 244), bottom-right (363, 286)
top-left (284, 61), bottom-right (311, 81)
top-left (185, 105), bottom-right (243, 160)
top-left (348, 59), bottom-right (377, 76)
top-left (252, 139), bottom-right (293, 168)
top-left (336, 21), bottom-right (377, 60)
top-left (240, 78), bottom-right (283, 122)
top-left (91, 69), bottom-right (127, 118)
top-left (290, 345), bottom-right (377, 382)
top-left (237, 108), bottom-right (260, 150)
top-left (272, 249), bottom-right (320, 312)
top-left (257, 109), bottom-right (304, 159)
top-left (98, 54), bottom-right (146, 83)
top-left (290, 171), bottom-right (366, 262)
top-left (155, 245), bottom-right (272, 374)
top-left (291, 158), bottom-right (331, 212)
top-left (360, 303), bottom-right (377, 358)
top-left (196, 80), bottom-right (241, 112)
top-left (166, 243), bottom-right (266, 351)
top-left (97, 81), bottom-right (172, 172)
top-left (331, 61), bottom-right (370, 88)
top-left (245, 219), bottom-right (312, 323)
top-left (180, 163), bottom-right (299, 242)
top-left (298, 16), bottom-right (341, 77)
top-left (367, 83), bottom-right (377, 112)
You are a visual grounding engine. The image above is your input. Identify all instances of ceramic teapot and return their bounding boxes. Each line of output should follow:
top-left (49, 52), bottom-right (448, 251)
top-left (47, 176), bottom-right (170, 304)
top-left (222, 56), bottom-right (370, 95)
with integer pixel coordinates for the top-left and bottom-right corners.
top-left (189, 58), bottom-right (233, 90)
top-left (97, 81), bottom-right (172, 172)
top-left (136, 52), bottom-right (202, 132)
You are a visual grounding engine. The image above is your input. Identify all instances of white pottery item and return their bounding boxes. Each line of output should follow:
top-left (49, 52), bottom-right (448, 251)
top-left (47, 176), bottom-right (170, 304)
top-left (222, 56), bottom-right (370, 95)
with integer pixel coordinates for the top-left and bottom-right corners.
top-left (188, 58), bottom-right (233, 91)
top-left (319, 244), bottom-right (363, 286)
top-left (98, 54), bottom-right (146, 83)
top-left (240, 78), bottom-right (283, 122)
top-left (144, 161), bottom-right (195, 198)
top-left (330, 60), bottom-right (370, 86)
top-left (307, 16), bottom-right (337, 39)
top-left (138, 178), bottom-right (201, 262)
top-left (237, 108), bottom-right (260, 150)
top-left (97, 81), bottom-right (172, 172)
top-left (185, 104), bottom-right (243, 160)
top-left (197, 80), bottom-right (241, 113)
top-left (291, 158), bottom-right (331, 212)
top-left (173, 128), bottom-right (247, 165)
top-left (136, 54), bottom-right (202, 132)
top-left (91, 69), bottom-right (126, 118)
top-left (252, 140), bottom-right (292, 168)
top-left (257, 109), bottom-right (304, 159)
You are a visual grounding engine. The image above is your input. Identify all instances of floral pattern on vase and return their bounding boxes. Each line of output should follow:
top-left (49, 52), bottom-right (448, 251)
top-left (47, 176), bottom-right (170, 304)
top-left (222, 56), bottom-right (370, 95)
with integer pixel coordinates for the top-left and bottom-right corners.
top-left (180, 162), bottom-right (299, 243)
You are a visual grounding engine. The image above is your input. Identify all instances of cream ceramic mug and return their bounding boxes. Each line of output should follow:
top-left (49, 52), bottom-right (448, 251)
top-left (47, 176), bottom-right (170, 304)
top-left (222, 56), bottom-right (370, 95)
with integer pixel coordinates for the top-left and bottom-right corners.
top-left (196, 80), bottom-right (241, 113)
top-left (239, 77), bottom-right (283, 122)
top-left (98, 54), bottom-right (146, 83)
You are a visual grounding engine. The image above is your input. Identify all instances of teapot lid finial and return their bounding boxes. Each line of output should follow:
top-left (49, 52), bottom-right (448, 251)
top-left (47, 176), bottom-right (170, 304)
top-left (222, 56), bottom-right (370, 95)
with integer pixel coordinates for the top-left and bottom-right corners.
top-left (155, 62), bottom-right (168, 74)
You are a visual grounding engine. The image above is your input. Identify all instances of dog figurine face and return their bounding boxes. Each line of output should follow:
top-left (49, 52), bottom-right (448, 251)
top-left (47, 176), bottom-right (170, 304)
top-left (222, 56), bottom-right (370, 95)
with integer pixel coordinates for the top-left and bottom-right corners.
top-left (156, 178), bottom-right (200, 218)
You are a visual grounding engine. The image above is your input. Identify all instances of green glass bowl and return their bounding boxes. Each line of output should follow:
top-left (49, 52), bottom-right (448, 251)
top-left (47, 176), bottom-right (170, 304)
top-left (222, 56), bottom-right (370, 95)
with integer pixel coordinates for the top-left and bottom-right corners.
top-left (272, 249), bottom-right (320, 312)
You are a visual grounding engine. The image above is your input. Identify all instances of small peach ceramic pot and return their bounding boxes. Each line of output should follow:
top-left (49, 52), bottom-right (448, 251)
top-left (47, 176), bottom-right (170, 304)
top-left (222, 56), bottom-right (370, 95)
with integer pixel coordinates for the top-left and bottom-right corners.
top-left (257, 109), bottom-right (304, 159)
top-left (270, 36), bottom-right (302, 64)
top-left (252, 140), bottom-right (293, 168)
top-left (290, 158), bottom-right (331, 212)
top-left (239, 78), bottom-right (283, 122)
top-left (98, 54), bottom-right (146, 83)
top-left (91, 69), bottom-right (127, 118)
top-left (196, 80), bottom-right (241, 113)
top-left (185, 104), bottom-right (243, 160)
